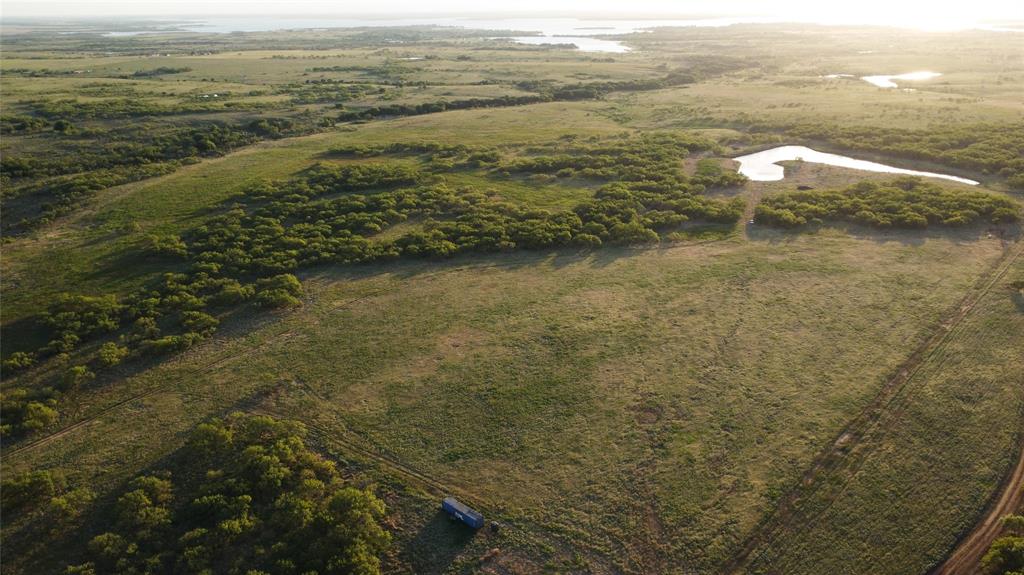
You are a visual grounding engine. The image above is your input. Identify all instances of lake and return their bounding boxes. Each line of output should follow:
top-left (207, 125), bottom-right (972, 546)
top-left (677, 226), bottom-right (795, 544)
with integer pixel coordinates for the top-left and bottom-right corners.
top-left (503, 35), bottom-right (631, 52)
top-left (734, 146), bottom-right (978, 185)
top-left (823, 71), bottom-right (943, 88)
top-left (77, 16), bottom-right (1023, 53)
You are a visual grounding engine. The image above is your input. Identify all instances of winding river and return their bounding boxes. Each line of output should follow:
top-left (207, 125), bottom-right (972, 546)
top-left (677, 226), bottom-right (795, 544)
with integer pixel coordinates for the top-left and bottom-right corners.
top-left (734, 146), bottom-right (979, 185)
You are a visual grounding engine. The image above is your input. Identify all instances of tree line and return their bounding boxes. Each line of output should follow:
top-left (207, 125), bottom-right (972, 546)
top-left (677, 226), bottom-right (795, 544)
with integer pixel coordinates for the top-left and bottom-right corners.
top-left (755, 178), bottom-right (1020, 229)
top-left (2, 117), bottom-right (323, 235)
top-left (335, 74), bottom-right (700, 122)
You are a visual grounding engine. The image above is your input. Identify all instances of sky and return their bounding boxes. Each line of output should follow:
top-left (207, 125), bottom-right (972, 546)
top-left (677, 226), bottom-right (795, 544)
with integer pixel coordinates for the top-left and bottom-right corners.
top-left (3, 0), bottom-right (1023, 28)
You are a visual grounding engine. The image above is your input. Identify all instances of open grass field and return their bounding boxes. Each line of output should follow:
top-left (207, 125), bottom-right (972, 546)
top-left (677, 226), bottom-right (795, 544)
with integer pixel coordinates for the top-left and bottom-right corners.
top-left (742, 250), bottom-right (1024, 574)
top-left (5, 225), bottom-right (1017, 573)
top-left (2, 19), bottom-right (1023, 575)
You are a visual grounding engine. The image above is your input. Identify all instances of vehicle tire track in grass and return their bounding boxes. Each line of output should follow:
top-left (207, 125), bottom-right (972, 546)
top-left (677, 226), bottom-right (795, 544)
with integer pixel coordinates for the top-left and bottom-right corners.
top-left (250, 406), bottom-right (461, 502)
top-left (247, 405), bottom-right (603, 568)
top-left (726, 237), bottom-right (1024, 574)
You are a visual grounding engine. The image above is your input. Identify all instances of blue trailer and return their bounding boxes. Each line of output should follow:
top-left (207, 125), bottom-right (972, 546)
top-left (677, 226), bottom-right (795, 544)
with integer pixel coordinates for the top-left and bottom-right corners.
top-left (441, 496), bottom-right (485, 529)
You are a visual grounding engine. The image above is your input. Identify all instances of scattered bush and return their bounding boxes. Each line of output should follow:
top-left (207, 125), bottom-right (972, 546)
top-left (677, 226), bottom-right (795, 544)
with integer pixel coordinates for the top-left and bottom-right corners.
top-left (20, 401), bottom-right (59, 432)
top-left (2, 351), bottom-right (36, 373)
top-left (61, 365), bottom-right (95, 392)
top-left (143, 234), bottom-right (187, 258)
top-left (1, 471), bottom-right (60, 515)
top-left (96, 342), bottom-right (130, 367)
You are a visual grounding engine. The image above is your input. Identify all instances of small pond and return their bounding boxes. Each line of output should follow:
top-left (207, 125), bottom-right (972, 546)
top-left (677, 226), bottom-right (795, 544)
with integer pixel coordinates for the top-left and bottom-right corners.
top-left (734, 146), bottom-right (978, 185)
top-left (861, 71), bottom-right (942, 88)
top-left (822, 71), bottom-right (943, 88)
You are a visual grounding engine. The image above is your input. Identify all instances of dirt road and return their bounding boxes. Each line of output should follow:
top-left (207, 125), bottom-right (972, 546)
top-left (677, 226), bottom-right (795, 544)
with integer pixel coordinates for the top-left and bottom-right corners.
top-left (932, 442), bottom-right (1024, 575)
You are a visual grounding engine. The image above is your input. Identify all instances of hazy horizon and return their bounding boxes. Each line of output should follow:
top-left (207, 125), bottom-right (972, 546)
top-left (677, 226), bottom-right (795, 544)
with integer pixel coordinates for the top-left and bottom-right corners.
top-left (3, 0), bottom-right (1024, 29)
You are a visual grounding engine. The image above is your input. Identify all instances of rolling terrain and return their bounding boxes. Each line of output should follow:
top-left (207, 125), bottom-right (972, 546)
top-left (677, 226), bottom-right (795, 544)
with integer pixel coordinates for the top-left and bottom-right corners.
top-left (2, 20), bottom-right (1023, 575)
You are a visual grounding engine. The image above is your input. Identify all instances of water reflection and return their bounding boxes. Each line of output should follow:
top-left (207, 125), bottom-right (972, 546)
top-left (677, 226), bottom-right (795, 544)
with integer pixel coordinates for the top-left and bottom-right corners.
top-left (734, 145), bottom-right (978, 185)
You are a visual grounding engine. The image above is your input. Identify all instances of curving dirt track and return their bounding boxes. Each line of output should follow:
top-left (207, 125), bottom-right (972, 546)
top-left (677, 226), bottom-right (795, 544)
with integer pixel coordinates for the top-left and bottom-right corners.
top-left (726, 236), bottom-right (1024, 575)
top-left (932, 443), bottom-right (1024, 575)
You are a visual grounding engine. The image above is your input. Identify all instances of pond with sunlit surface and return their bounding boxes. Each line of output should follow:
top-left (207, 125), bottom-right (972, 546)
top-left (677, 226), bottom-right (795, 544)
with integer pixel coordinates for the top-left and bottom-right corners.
top-left (861, 71), bottom-right (942, 88)
top-left (823, 71), bottom-right (943, 88)
top-left (734, 146), bottom-right (979, 185)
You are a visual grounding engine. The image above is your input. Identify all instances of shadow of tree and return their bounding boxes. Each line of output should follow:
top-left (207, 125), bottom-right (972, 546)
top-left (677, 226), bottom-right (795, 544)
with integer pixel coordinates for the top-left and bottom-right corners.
top-left (1012, 291), bottom-right (1024, 314)
top-left (746, 221), bottom-right (1021, 248)
top-left (402, 508), bottom-right (478, 573)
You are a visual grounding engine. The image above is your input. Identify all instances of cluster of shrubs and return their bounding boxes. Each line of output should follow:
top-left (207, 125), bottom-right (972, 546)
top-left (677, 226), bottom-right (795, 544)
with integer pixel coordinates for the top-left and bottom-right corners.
top-left (330, 141), bottom-right (476, 157)
top-left (2, 118), bottom-right (317, 234)
top-left (4, 163), bottom-right (181, 234)
top-left (0, 468), bottom-right (95, 533)
top-left (754, 178), bottom-right (1021, 229)
top-left (982, 515), bottom-right (1024, 575)
top-left (2, 123), bottom-right (265, 180)
top-left (0, 114), bottom-right (51, 134)
top-left (2, 134), bottom-right (744, 436)
top-left (0, 270), bottom-right (301, 436)
top-left (337, 94), bottom-right (548, 121)
top-left (0, 389), bottom-right (60, 435)
top-left (31, 97), bottom-right (270, 121)
top-left (186, 172), bottom-right (740, 270)
top-left (280, 79), bottom-right (378, 104)
top-left (310, 62), bottom-right (416, 84)
top-left (329, 141), bottom-right (501, 170)
top-left (128, 67), bottom-right (192, 77)
top-left (2, 414), bottom-right (391, 575)
top-left (3, 68), bottom-right (82, 77)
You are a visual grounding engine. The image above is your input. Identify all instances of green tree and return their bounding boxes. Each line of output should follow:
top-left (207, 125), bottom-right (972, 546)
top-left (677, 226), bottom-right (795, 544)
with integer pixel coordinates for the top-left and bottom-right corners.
top-left (21, 401), bottom-right (59, 432)
top-left (49, 487), bottom-right (95, 529)
top-left (2, 351), bottom-right (36, 372)
top-left (983, 535), bottom-right (1024, 574)
top-left (62, 365), bottom-right (95, 392)
top-left (1005, 515), bottom-right (1024, 535)
top-left (1, 471), bottom-right (60, 514)
top-left (97, 342), bottom-right (130, 367)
